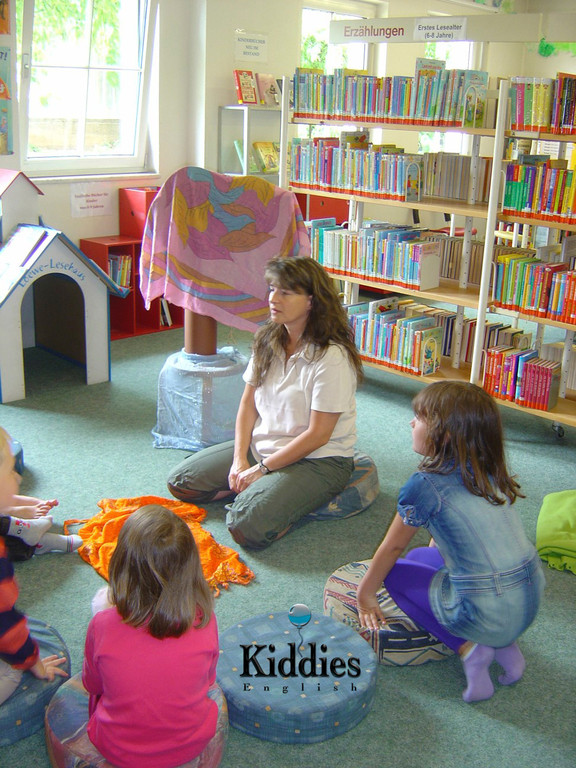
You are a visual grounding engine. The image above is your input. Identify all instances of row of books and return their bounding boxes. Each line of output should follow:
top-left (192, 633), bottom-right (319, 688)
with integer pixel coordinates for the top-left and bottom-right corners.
top-left (234, 140), bottom-right (280, 174)
top-left (346, 294), bottom-right (542, 380)
top-left (540, 340), bottom-right (576, 391)
top-left (483, 346), bottom-right (561, 411)
top-left (108, 254), bottom-right (132, 288)
top-left (430, 235), bottom-right (534, 287)
top-left (309, 217), bottom-right (546, 290)
top-left (290, 137), bottom-right (423, 202)
top-left (310, 221), bottom-right (441, 291)
top-left (492, 244), bottom-right (576, 323)
top-left (292, 60), bottom-right (490, 128)
top-left (509, 73), bottom-right (576, 134)
top-left (421, 152), bottom-right (492, 204)
top-left (233, 69), bottom-right (282, 107)
top-left (502, 157), bottom-right (576, 224)
top-left (289, 132), bottom-right (494, 205)
top-left (347, 297), bottom-right (443, 376)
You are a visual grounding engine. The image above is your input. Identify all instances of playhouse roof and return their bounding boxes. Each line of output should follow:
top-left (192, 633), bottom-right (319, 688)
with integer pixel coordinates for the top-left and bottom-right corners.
top-left (0, 224), bottom-right (129, 309)
top-left (0, 169), bottom-right (44, 197)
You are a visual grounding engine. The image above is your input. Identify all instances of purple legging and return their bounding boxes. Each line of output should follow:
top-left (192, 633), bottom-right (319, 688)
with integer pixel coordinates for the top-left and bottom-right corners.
top-left (384, 547), bottom-right (465, 652)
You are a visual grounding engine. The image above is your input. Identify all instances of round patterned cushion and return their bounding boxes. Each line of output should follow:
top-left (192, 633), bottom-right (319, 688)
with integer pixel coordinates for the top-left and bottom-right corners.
top-left (323, 560), bottom-right (454, 667)
top-left (217, 611), bottom-right (378, 744)
top-left (306, 451), bottom-right (380, 521)
top-left (45, 674), bottom-right (229, 768)
top-left (0, 617), bottom-right (70, 746)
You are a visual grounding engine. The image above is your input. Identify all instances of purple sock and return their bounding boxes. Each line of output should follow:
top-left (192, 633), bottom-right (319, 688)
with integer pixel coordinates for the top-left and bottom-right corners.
top-left (494, 643), bottom-right (525, 685)
top-left (462, 644), bottom-right (495, 703)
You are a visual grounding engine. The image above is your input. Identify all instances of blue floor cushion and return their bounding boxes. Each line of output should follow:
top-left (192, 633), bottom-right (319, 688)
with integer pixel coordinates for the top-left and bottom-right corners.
top-left (217, 611), bottom-right (378, 743)
top-left (307, 451), bottom-right (379, 520)
top-left (0, 617), bottom-right (70, 746)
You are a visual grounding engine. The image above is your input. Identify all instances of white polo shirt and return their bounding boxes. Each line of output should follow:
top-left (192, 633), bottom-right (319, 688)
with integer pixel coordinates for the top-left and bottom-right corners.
top-left (243, 342), bottom-right (357, 460)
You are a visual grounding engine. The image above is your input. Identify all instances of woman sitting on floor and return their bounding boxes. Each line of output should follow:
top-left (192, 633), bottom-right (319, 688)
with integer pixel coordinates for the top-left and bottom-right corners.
top-left (167, 256), bottom-right (363, 549)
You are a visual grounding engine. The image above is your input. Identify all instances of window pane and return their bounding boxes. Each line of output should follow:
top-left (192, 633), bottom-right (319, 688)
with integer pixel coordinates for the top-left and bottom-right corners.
top-left (27, 68), bottom-right (87, 155)
top-left (31, 0), bottom-right (91, 67)
top-left (85, 69), bottom-right (140, 155)
top-left (91, 0), bottom-right (146, 69)
top-left (18, 0), bottom-right (155, 171)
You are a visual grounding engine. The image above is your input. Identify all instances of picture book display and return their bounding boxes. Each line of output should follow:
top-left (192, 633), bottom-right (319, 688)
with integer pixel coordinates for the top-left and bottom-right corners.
top-left (233, 69), bottom-right (258, 105)
top-left (255, 73), bottom-right (280, 107)
top-left (252, 141), bottom-right (280, 173)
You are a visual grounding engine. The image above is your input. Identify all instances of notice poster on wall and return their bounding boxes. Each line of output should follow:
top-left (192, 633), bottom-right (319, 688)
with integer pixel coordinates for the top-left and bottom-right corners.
top-left (0, 47), bottom-right (12, 154)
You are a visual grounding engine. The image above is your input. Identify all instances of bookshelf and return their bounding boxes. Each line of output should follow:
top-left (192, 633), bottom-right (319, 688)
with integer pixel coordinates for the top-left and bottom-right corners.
top-left (218, 105), bottom-right (281, 180)
top-left (79, 235), bottom-right (184, 340)
top-left (280, 72), bottom-right (576, 430)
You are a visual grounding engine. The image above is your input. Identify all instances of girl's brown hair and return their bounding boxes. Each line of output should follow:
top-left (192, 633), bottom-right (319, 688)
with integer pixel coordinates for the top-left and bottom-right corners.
top-left (250, 256), bottom-right (363, 387)
top-left (108, 505), bottom-right (213, 638)
top-left (412, 381), bottom-right (522, 505)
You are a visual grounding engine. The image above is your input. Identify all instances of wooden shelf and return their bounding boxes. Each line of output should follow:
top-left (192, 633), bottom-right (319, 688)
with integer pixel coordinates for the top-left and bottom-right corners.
top-left (291, 116), bottom-right (497, 138)
top-left (288, 185), bottom-right (489, 219)
top-left (488, 305), bottom-right (576, 332)
top-left (327, 271), bottom-right (482, 310)
top-left (497, 213), bottom-right (576, 233)
top-left (363, 356), bottom-right (576, 429)
top-left (363, 356), bottom-right (471, 384)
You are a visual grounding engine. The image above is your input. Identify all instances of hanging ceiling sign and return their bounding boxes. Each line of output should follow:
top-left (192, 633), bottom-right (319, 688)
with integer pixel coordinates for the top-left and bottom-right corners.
top-left (413, 18), bottom-right (467, 42)
top-left (329, 13), bottom-right (576, 44)
top-left (329, 17), bottom-right (467, 44)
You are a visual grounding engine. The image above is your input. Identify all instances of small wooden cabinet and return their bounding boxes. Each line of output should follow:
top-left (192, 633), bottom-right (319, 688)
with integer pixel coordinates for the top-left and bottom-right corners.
top-left (79, 235), bottom-right (183, 340)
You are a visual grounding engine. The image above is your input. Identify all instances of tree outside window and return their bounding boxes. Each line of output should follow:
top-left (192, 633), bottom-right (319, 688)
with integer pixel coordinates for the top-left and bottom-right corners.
top-left (15, 0), bottom-right (156, 176)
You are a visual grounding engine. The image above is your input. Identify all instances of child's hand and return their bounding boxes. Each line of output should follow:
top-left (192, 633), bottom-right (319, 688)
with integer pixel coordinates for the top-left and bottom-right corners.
top-left (29, 655), bottom-right (69, 682)
top-left (357, 595), bottom-right (385, 632)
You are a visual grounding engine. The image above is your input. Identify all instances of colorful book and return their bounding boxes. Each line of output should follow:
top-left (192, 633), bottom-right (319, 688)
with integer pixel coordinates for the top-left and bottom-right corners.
top-left (458, 70), bottom-right (489, 128)
top-left (252, 141), bottom-right (280, 173)
top-left (233, 69), bottom-right (258, 105)
top-left (255, 73), bottom-right (280, 107)
top-left (417, 326), bottom-right (443, 376)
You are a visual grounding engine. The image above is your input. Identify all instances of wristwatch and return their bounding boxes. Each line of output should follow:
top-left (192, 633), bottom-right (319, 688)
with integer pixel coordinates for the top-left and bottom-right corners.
top-left (259, 459), bottom-right (272, 475)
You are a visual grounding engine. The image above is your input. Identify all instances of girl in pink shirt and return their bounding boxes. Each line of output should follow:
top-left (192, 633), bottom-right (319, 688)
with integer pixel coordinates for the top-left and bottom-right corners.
top-left (82, 504), bottom-right (225, 768)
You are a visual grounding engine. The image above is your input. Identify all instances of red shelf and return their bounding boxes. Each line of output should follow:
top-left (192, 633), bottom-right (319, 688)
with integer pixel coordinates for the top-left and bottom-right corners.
top-left (80, 235), bottom-right (183, 340)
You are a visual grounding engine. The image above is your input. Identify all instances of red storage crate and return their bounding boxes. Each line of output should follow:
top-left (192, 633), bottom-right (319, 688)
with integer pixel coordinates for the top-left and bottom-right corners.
top-left (118, 186), bottom-right (159, 239)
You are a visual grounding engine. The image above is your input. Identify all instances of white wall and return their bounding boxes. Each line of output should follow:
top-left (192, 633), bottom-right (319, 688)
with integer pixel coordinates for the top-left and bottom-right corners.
top-left (6, 0), bottom-right (575, 246)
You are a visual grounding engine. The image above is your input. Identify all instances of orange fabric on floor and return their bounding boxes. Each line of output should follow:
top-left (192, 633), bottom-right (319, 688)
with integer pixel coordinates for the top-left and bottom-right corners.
top-left (64, 495), bottom-right (254, 594)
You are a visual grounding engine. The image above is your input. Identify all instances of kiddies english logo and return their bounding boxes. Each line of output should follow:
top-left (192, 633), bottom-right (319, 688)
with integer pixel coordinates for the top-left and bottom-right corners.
top-left (240, 604), bottom-right (361, 693)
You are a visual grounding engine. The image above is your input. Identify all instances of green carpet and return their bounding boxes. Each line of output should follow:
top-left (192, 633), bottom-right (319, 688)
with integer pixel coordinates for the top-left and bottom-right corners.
top-left (1, 325), bottom-right (575, 768)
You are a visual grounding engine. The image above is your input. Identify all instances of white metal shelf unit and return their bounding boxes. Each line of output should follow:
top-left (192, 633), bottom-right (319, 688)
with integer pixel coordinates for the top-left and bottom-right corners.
top-left (217, 104), bottom-right (281, 178)
top-left (279, 78), bottom-right (576, 429)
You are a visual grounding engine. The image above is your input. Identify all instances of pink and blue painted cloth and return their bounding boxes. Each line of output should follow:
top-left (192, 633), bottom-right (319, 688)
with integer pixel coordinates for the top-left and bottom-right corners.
top-left (139, 167), bottom-right (310, 333)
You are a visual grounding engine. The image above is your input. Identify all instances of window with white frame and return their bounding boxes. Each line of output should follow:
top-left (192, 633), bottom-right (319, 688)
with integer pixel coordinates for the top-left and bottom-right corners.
top-left (15, 0), bottom-right (157, 177)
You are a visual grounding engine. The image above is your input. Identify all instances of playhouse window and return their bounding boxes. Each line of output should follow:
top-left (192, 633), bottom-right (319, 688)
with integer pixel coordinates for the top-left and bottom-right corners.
top-left (15, 0), bottom-right (158, 178)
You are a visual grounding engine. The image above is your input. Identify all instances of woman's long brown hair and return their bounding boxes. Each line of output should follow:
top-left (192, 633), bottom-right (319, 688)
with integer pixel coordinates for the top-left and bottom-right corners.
top-left (250, 256), bottom-right (363, 387)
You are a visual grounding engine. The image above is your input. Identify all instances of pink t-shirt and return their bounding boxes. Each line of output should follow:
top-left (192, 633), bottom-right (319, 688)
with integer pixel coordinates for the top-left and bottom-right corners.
top-left (83, 607), bottom-right (218, 768)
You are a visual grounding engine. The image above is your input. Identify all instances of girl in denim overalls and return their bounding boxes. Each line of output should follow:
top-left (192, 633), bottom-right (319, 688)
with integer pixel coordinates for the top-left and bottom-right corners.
top-left (357, 381), bottom-right (544, 702)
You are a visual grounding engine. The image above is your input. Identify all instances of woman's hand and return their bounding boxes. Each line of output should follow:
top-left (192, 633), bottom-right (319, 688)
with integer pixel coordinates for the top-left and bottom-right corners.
top-left (29, 655), bottom-right (69, 682)
top-left (230, 463), bottom-right (263, 493)
top-left (228, 458), bottom-right (252, 493)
